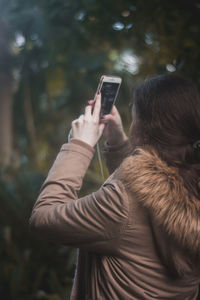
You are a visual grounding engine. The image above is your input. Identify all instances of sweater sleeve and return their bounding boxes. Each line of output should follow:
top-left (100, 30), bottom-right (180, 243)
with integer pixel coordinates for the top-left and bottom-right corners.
top-left (29, 139), bottom-right (129, 252)
top-left (102, 139), bottom-right (133, 174)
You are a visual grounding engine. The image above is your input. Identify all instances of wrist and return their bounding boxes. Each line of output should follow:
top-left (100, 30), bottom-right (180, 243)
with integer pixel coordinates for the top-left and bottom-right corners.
top-left (106, 133), bottom-right (128, 147)
top-left (70, 138), bottom-right (95, 152)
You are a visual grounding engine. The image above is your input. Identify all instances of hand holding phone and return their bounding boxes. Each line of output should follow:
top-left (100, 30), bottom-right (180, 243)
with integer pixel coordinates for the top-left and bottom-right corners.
top-left (68, 75), bottom-right (122, 144)
top-left (89, 75), bottom-right (127, 146)
top-left (94, 75), bottom-right (122, 118)
top-left (69, 94), bottom-right (105, 147)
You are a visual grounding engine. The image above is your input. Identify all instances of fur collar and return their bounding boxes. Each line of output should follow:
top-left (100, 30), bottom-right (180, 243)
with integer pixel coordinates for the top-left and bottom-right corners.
top-left (117, 148), bottom-right (200, 256)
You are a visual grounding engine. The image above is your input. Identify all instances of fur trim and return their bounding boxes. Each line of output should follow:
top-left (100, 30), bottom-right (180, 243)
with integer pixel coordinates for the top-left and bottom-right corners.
top-left (117, 148), bottom-right (200, 255)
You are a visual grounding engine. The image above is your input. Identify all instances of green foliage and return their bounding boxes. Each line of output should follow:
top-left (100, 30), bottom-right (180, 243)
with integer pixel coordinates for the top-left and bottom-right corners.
top-left (0, 167), bottom-right (76, 299)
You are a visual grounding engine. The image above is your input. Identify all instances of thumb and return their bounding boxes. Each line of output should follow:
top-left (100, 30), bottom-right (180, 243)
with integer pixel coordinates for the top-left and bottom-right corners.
top-left (102, 113), bottom-right (114, 120)
top-left (102, 114), bottom-right (115, 123)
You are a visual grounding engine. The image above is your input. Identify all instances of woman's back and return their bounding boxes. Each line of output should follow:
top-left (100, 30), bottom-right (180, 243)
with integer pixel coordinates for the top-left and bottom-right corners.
top-left (30, 74), bottom-right (200, 299)
top-left (98, 145), bottom-right (200, 299)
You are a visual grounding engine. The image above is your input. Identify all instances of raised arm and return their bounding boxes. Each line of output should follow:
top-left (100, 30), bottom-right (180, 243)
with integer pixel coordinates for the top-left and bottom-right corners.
top-left (100, 104), bottom-right (133, 173)
top-left (102, 139), bottom-right (133, 174)
top-left (29, 139), bottom-right (129, 251)
top-left (30, 95), bottom-right (129, 251)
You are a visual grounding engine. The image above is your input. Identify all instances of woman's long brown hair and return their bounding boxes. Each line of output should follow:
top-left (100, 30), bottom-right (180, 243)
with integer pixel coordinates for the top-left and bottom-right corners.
top-left (130, 74), bottom-right (200, 198)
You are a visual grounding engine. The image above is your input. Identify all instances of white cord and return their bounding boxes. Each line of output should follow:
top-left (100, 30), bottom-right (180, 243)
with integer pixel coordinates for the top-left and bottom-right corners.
top-left (68, 128), bottom-right (72, 143)
top-left (96, 141), bottom-right (105, 183)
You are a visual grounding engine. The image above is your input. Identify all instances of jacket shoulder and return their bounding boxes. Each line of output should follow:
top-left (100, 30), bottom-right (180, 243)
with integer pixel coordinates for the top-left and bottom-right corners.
top-left (115, 148), bottom-right (200, 261)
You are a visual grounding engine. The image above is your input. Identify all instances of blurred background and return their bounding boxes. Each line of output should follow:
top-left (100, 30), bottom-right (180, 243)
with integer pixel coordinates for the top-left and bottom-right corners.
top-left (0, 0), bottom-right (200, 299)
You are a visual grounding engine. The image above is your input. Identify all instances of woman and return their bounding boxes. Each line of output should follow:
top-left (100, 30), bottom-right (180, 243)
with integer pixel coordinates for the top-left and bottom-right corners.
top-left (30, 74), bottom-right (200, 299)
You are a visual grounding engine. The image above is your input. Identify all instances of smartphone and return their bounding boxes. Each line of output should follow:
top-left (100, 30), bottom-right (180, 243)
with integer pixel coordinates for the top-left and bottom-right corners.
top-left (94, 75), bottom-right (122, 118)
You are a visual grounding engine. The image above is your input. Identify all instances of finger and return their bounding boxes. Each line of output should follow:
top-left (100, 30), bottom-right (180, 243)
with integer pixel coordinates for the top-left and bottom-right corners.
top-left (99, 123), bottom-right (105, 136)
top-left (77, 114), bottom-right (84, 123)
top-left (88, 101), bottom-right (95, 113)
top-left (101, 114), bottom-right (115, 122)
top-left (88, 100), bottom-right (95, 108)
top-left (110, 105), bottom-right (119, 116)
top-left (93, 93), bottom-right (101, 120)
top-left (85, 105), bottom-right (92, 117)
top-left (79, 114), bottom-right (84, 119)
top-left (72, 114), bottom-right (84, 124)
top-left (71, 118), bottom-right (78, 125)
top-left (102, 114), bottom-right (113, 120)
top-left (88, 99), bottom-right (94, 103)
top-left (100, 119), bottom-right (108, 124)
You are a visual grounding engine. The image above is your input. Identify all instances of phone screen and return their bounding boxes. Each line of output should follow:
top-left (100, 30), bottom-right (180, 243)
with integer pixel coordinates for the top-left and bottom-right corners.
top-left (100, 82), bottom-right (120, 117)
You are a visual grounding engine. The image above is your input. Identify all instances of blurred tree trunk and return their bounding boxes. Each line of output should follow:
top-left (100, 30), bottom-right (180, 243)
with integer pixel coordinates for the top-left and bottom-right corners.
top-left (0, 73), bottom-right (13, 168)
top-left (0, 21), bottom-right (14, 168)
top-left (23, 82), bottom-right (37, 164)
